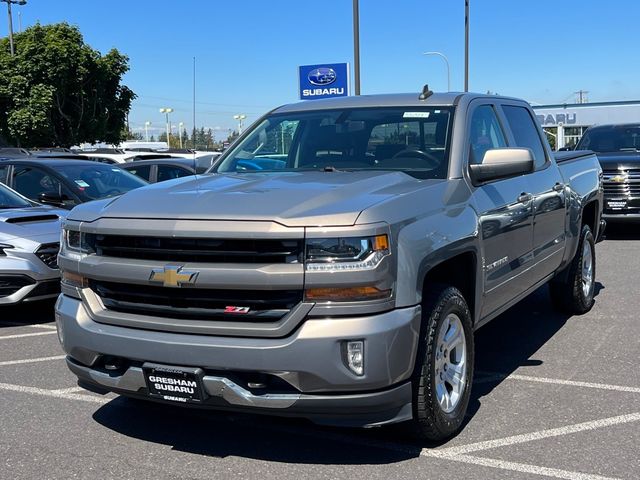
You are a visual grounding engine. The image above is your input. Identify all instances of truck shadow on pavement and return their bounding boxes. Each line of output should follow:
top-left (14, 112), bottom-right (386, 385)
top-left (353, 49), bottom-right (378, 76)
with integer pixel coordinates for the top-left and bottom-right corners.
top-left (0, 299), bottom-right (56, 329)
top-left (602, 223), bottom-right (640, 240)
top-left (91, 283), bottom-right (604, 462)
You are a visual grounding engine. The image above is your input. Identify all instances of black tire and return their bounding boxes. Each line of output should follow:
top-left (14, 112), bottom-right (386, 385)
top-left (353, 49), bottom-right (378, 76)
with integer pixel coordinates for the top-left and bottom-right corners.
top-left (407, 284), bottom-right (474, 442)
top-left (550, 224), bottom-right (596, 315)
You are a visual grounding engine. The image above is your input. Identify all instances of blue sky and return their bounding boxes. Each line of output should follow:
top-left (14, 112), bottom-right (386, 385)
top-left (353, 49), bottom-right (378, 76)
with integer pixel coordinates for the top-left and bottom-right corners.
top-left (5, 1), bottom-right (640, 140)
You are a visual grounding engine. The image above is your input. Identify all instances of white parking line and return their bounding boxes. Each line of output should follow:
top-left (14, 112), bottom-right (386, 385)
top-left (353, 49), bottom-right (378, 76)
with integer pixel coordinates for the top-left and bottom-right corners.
top-left (0, 331), bottom-right (57, 340)
top-left (0, 355), bottom-right (66, 367)
top-left (429, 412), bottom-right (640, 457)
top-left (0, 378), bottom-right (634, 480)
top-left (0, 382), bottom-right (109, 405)
top-left (448, 454), bottom-right (620, 480)
top-left (50, 386), bottom-right (85, 394)
top-left (1, 321), bottom-right (57, 330)
top-left (475, 371), bottom-right (640, 394)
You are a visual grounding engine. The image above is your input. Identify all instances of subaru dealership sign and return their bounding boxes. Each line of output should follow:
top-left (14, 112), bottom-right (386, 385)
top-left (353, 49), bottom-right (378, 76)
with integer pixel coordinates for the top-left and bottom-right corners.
top-left (298, 63), bottom-right (349, 100)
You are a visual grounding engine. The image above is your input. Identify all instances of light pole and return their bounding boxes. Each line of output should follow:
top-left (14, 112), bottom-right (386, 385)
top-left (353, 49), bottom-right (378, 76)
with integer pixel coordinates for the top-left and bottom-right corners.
top-left (144, 121), bottom-right (151, 142)
top-left (178, 122), bottom-right (184, 149)
top-left (233, 114), bottom-right (246, 135)
top-left (423, 52), bottom-right (450, 92)
top-left (464, 0), bottom-right (469, 92)
top-left (352, 0), bottom-right (361, 95)
top-left (2, 0), bottom-right (26, 57)
top-left (159, 108), bottom-right (173, 147)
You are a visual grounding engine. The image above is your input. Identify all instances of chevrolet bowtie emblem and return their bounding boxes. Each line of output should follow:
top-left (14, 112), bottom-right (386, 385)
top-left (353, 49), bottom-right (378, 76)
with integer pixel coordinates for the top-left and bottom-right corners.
top-left (149, 265), bottom-right (199, 288)
top-left (610, 174), bottom-right (627, 183)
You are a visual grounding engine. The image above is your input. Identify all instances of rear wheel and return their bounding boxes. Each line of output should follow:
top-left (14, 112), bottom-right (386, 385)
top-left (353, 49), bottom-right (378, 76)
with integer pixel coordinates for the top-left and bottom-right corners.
top-left (550, 224), bottom-right (596, 314)
top-left (408, 285), bottom-right (474, 441)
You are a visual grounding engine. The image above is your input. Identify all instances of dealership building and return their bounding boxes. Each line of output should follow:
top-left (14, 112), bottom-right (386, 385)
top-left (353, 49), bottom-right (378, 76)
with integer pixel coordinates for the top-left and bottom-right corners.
top-left (532, 100), bottom-right (640, 150)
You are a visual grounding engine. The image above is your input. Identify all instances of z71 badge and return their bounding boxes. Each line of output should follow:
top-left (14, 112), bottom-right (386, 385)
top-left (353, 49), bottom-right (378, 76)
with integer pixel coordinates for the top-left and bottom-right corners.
top-left (224, 306), bottom-right (251, 314)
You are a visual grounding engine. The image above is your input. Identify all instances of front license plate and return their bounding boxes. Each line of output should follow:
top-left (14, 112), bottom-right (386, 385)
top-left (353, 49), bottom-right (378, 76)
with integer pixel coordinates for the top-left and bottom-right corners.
top-left (607, 200), bottom-right (627, 210)
top-left (143, 363), bottom-right (206, 404)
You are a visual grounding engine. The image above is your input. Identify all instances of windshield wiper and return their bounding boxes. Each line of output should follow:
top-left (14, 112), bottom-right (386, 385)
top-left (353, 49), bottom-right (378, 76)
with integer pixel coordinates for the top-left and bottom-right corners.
top-left (0, 205), bottom-right (26, 209)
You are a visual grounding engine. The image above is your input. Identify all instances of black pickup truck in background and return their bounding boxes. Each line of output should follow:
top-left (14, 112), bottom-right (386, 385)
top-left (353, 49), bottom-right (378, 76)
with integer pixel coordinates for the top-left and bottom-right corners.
top-left (576, 123), bottom-right (640, 221)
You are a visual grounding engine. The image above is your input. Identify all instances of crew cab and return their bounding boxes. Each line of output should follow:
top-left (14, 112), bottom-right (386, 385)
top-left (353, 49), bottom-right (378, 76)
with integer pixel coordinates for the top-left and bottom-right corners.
top-left (55, 91), bottom-right (603, 441)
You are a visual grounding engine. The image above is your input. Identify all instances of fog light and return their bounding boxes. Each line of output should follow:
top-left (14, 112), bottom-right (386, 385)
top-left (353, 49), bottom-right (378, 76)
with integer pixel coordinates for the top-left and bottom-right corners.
top-left (345, 341), bottom-right (365, 376)
top-left (55, 312), bottom-right (64, 345)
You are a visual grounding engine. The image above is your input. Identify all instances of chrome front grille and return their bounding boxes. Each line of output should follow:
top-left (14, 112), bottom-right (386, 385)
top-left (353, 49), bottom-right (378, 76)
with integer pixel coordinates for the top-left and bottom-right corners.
top-left (602, 169), bottom-right (640, 198)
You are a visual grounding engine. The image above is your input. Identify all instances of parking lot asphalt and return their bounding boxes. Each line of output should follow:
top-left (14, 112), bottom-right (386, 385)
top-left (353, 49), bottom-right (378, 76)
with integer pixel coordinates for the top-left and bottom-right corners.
top-left (1, 224), bottom-right (639, 480)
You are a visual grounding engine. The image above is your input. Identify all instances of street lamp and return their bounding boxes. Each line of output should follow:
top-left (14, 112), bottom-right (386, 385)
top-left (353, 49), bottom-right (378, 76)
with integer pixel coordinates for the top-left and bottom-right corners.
top-left (233, 114), bottom-right (246, 135)
top-left (423, 52), bottom-right (450, 92)
top-left (144, 121), bottom-right (151, 142)
top-left (1, 0), bottom-right (27, 57)
top-left (178, 122), bottom-right (184, 149)
top-left (159, 108), bottom-right (173, 147)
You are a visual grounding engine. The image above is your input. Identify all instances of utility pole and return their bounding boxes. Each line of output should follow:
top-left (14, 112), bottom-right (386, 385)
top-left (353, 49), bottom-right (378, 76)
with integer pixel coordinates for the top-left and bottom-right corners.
top-left (352, 0), bottom-right (360, 95)
top-left (574, 90), bottom-right (589, 104)
top-left (233, 114), bottom-right (246, 135)
top-left (464, 0), bottom-right (469, 92)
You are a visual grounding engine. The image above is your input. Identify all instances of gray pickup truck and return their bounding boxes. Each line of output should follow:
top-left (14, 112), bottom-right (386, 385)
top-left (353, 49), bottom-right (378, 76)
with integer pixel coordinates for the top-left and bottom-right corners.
top-left (56, 91), bottom-right (604, 441)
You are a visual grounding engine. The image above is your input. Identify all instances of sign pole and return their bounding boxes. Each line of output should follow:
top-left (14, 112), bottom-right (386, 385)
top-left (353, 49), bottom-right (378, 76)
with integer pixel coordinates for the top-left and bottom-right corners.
top-left (353, 0), bottom-right (360, 95)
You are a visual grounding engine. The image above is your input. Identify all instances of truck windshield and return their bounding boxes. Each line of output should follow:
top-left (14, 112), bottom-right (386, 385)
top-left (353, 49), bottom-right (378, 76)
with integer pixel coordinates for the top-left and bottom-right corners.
top-left (214, 107), bottom-right (454, 179)
top-left (577, 125), bottom-right (640, 152)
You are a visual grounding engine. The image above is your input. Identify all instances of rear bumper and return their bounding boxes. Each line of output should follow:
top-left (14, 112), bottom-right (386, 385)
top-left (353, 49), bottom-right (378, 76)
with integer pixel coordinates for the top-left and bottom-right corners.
top-left (55, 294), bottom-right (421, 427)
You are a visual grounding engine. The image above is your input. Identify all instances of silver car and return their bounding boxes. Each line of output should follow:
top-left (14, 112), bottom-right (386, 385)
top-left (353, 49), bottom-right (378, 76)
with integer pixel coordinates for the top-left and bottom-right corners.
top-left (0, 183), bottom-right (66, 305)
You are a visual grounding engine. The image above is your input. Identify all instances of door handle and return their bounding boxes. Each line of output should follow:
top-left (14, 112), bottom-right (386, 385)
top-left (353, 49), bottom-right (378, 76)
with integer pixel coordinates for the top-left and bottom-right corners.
top-left (517, 193), bottom-right (533, 203)
top-left (552, 182), bottom-right (565, 192)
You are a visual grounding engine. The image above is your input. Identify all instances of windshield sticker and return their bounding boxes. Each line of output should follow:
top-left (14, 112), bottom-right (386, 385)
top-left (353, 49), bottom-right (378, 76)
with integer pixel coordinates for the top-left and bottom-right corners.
top-left (74, 180), bottom-right (90, 187)
top-left (403, 111), bottom-right (430, 118)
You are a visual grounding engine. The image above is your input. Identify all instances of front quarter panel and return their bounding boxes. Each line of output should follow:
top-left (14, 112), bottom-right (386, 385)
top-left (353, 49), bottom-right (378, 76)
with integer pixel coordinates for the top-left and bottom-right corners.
top-left (358, 179), bottom-right (479, 308)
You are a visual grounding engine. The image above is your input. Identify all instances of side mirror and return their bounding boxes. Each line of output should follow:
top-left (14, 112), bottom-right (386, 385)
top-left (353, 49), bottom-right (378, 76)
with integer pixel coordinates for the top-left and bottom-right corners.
top-left (469, 148), bottom-right (534, 183)
top-left (38, 191), bottom-right (66, 206)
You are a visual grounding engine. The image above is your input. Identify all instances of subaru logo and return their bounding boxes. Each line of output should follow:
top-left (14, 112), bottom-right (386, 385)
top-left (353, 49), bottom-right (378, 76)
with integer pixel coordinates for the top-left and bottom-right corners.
top-left (308, 67), bottom-right (337, 86)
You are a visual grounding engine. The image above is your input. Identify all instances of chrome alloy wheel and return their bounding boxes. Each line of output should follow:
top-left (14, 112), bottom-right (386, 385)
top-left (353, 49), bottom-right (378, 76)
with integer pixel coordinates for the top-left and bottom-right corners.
top-left (582, 239), bottom-right (594, 299)
top-left (434, 313), bottom-right (467, 413)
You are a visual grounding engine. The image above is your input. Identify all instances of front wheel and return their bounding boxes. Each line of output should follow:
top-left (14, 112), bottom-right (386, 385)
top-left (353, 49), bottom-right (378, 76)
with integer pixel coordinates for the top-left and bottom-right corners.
top-left (408, 285), bottom-right (474, 441)
top-left (550, 224), bottom-right (596, 314)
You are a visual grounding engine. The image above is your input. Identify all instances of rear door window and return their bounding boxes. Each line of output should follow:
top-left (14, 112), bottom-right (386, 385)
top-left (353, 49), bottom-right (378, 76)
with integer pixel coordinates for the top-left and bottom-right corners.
top-left (126, 164), bottom-right (152, 181)
top-left (157, 165), bottom-right (192, 182)
top-left (502, 105), bottom-right (547, 169)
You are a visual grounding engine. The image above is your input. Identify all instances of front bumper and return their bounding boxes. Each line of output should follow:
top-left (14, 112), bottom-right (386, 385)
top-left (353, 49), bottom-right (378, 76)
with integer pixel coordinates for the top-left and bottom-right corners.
top-left (0, 253), bottom-right (60, 305)
top-left (602, 212), bottom-right (640, 222)
top-left (55, 294), bottom-right (421, 427)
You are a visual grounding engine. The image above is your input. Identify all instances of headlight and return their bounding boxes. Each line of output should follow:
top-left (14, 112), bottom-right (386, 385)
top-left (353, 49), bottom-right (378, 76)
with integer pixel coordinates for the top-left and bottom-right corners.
top-left (305, 234), bottom-right (390, 272)
top-left (61, 228), bottom-right (94, 259)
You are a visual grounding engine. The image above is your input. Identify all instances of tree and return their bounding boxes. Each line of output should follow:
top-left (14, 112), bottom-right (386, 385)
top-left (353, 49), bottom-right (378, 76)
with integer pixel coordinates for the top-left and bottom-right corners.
top-left (0, 23), bottom-right (135, 147)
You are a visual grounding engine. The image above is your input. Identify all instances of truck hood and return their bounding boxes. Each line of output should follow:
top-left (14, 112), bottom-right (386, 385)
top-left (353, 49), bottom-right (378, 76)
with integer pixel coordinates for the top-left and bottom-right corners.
top-left (68, 171), bottom-right (436, 227)
top-left (595, 151), bottom-right (640, 170)
top-left (0, 206), bottom-right (66, 243)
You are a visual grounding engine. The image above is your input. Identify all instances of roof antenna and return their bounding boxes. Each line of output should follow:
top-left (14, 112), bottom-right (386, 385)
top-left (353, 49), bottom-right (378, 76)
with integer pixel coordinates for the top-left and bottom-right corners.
top-left (419, 84), bottom-right (433, 100)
